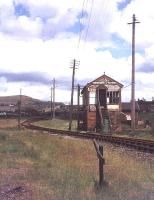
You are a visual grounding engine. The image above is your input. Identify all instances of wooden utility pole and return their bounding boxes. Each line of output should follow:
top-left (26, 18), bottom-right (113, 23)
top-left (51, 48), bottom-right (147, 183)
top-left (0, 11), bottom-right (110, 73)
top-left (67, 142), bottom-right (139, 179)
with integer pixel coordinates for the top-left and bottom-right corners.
top-left (69, 59), bottom-right (79, 130)
top-left (18, 88), bottom-right (22, 129)
top-left (77, 84), bottom-right (80, 130)
top-left (53, 78), bottom-right (56, 119)
top-left (128, 14), bottom-right (140, 130)
top-left (50, 86), bottom-right (53, 119)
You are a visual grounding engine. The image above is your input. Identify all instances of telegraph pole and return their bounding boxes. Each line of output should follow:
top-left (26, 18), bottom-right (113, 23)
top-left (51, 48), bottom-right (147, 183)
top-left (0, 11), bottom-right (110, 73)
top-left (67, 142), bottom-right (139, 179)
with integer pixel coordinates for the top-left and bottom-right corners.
top-left (50, 86), bottom-right (53, 119)
top-left (53, 78), bottom-right (56, 119)
top-left (128, 14), bottom-right (140, 130)
top-left (69, 59), bottom-right (79, 130)
top-left (18, 88), bottom-right (22, 129)
top-left (77, 84), bottom-right (80, 130)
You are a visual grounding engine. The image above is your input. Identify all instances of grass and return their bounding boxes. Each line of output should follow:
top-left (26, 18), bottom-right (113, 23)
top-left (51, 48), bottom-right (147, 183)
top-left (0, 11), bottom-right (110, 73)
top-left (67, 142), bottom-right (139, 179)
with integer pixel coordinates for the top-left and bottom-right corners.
top-left (140, 112), bottom-right (154, 123)
top-left (34, 118), bottom-right (78, 131)
top-left (35, 118), bottom-right (154, 140)
top-left (0, 118), bottom-right (18, 129)
top-left (114, 130), bottom-right (154, 140)
top-left (0, 119), bottom-right (153, 200)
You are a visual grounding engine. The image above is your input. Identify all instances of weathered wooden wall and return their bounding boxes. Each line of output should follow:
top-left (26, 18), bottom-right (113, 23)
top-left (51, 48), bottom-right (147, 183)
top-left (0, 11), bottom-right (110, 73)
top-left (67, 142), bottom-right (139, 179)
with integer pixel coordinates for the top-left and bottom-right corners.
top-left (87, 111), bottom-right (96, 131)
top-left (109, 111), bottom-right (122, 132)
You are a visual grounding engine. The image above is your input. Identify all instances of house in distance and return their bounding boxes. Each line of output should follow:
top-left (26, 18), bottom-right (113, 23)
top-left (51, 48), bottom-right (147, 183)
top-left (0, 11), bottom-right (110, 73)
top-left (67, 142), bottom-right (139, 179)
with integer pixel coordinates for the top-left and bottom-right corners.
top-left (79, 73), bottom-right (123, 133)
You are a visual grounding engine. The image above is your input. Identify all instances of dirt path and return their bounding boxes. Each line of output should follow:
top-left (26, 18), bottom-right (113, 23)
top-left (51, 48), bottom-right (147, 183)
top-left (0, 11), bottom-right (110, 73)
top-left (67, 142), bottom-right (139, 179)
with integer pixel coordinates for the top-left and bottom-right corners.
top-left (0, 168), bottom-right (35, 200)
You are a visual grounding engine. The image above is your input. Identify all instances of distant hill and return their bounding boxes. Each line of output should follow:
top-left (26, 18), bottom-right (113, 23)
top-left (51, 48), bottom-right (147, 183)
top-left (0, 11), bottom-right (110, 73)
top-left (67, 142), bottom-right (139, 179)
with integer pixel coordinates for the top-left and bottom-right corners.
top-left (0, 95), bottom-right (64, 113)
top-left (0, 95), bottom-right (42, 105)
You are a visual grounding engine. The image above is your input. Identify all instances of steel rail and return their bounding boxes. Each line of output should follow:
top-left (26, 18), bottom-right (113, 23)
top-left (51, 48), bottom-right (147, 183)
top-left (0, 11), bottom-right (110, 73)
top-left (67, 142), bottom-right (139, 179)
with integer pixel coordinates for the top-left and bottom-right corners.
top-left (21, 118), bottom-right (154, 154)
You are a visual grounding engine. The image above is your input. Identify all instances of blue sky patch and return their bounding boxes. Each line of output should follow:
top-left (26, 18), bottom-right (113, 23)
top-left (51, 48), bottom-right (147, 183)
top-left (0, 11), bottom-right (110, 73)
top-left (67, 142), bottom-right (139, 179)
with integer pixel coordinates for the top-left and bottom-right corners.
top-left (96, 47), bottom-right (131, 58)
top-left (67, 21), bottom-right (85, 33)
top-left (96, 34), bottom-right (131, 58)
top-left (117, 0), bottom-right (132, 10)
top-left (14, 3), bottom-right (30, 17)
top-left (67, 10), bottom-right (87, 33)
top-left (137, 62), bottom-right (154, 73)
top-left (77, 10), bottom-right (88, 19)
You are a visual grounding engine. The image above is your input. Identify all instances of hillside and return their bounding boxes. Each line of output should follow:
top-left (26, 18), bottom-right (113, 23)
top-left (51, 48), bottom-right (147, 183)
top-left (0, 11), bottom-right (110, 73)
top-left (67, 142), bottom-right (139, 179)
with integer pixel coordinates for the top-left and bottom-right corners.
top-left (0, 95), bottom-right (64, 113)
top-left (0, 95), bottom-right (41, 105)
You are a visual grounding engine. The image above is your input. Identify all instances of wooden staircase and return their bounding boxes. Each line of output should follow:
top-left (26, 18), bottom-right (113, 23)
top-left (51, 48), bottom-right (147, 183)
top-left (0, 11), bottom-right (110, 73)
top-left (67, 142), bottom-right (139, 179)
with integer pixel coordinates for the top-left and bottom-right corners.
top-left (97, 106), bottom-right (111, 134)
top-left (102, 109), bottom-right (111, 133)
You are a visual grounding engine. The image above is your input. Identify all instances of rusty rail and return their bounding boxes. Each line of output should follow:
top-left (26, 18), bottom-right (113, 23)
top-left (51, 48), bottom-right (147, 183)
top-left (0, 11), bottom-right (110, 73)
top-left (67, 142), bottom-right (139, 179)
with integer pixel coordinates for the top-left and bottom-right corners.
top-left (21, 117), bottom-right (154, 154)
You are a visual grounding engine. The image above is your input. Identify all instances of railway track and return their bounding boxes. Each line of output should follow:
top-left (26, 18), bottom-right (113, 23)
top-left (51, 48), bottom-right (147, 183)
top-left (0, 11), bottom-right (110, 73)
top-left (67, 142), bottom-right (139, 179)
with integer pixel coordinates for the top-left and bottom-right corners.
top-left (21, 117), bottom-right (154, 154)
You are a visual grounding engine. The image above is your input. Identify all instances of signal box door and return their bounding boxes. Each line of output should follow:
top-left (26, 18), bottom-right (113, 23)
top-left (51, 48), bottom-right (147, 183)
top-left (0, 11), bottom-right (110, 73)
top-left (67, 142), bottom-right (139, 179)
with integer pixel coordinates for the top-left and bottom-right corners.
top-left (97, 89), bottom-right (107, 108)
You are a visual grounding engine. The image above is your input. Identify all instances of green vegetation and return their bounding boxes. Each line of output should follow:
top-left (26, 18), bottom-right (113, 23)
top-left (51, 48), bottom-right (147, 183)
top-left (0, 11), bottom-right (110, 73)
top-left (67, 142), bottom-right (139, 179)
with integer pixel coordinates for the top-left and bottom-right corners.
top-left (35, 118), bottom-right (78, 131)
top-left (114, 130), bottom-right (154, 140)
top-left (36, 118), bottom-right (154, 140)
top-left (140, 112), bottom-right (154, 124)
top-left (0, 119), bottom-right (153, 200)
top-left (119, 112), bottom-right (154, 140)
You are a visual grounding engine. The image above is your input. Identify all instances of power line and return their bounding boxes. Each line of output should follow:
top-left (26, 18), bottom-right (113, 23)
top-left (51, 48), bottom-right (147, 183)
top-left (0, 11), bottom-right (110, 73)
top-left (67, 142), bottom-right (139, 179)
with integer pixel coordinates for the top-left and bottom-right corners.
top-left (123, 83), bottom-right (132, 88)
top-left (84, 0), bottom-right (110, 43)
top-left (84, 0), bottom-right (94, 43)
top-left (77, 0), bottom-right (87, 50)
top-left (76, 0), bottom-right (95, 52)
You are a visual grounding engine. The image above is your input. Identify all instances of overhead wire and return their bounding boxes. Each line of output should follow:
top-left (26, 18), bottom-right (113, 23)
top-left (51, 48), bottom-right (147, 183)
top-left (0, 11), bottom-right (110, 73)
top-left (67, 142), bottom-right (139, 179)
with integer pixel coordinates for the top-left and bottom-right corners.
top-left (77, 0), bottom-right (117, 52)
top-left (86, 0), bottom-right (113, 46)
top-left (124, 83), bottom-right (131, 88)
top-left (84, 0), bottom-right (94, 44)
top-left (75, 0), bottom-right (94, 89)
top-left (77, 0), bottom-right (89, 52)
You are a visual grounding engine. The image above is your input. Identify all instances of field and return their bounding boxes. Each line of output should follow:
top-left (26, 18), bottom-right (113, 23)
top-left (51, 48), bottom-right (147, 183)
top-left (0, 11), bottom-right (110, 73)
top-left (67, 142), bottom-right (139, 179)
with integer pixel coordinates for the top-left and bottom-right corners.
top-left (0, 119), bottom-right (154, 200)
top-left (35, 118), bottom-right (77, 131)
top-left (35, 118), bottom-right (154, 140)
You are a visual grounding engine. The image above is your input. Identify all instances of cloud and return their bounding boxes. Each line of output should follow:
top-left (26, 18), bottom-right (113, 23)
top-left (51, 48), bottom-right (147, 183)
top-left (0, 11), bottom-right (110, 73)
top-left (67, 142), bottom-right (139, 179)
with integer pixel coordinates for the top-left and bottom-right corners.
top-left (0, 77), bottom-right (7, 92)
top-left (0, 71), bottom-right (51, 84)
top-left (0, 2), bottom-right (42, 39)
top-left (0, 71), bottom-right (82, 90)
top-left (0, 87), bottom-right (7, 92)
top-left (0, 0), bottom-right (152, 46)
top-left (0, 0), bottom-right (127, 42)
top-left (0, 71), bottom-right (90, 92)
top-left (137, 61), bottom-right (154, 73)
top-left (114, 0), bottom-right (154, 49)
top-left (0, 0), bottom-right (154, 102)
top-left (0, 0), bottom-right (81, 40)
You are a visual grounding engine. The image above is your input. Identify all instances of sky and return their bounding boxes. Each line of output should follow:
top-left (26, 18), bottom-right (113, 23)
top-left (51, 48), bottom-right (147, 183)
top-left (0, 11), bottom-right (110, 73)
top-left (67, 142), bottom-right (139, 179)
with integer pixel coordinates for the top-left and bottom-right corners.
top-left (0, 0), bottom-right (154, 103)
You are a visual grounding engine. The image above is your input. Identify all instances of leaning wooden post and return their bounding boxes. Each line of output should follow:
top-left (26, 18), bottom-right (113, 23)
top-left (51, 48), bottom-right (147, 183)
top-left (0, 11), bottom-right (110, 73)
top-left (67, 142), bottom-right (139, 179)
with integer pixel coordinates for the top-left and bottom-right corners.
top-left (99, 145), bottom-right (104, 187)
top-left (93, 139), bottom-right (105, 188)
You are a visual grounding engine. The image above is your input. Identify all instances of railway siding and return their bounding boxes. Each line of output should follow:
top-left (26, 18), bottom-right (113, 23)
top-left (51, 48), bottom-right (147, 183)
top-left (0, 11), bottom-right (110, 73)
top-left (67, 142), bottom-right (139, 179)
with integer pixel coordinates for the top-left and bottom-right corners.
top-left (21, 118), bottom-right (154, 154)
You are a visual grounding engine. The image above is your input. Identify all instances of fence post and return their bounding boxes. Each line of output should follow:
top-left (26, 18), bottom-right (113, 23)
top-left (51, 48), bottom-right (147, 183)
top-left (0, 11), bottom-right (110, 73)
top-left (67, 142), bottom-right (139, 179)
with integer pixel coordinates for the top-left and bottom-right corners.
top-left (93, 140), bottom-right (105, 188)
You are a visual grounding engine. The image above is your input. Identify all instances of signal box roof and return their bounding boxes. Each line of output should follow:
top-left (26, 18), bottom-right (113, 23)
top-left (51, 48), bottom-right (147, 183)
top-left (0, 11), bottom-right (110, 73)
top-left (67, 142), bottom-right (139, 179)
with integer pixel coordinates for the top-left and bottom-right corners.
top-left (81, 73), bottom-right (123, 94)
